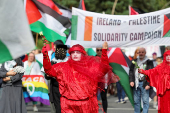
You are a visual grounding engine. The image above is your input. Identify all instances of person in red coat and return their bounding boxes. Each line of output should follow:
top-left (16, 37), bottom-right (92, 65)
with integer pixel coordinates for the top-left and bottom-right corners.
top-left (42, 42), bottom-right (118, 113)
top-left (138, 50), bottom-right (170, 113)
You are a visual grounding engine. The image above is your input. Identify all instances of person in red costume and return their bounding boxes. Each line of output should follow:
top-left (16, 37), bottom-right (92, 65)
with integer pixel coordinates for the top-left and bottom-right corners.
top-left (138, 50), bottom-right (170, 113)
top-left (42, 42), bottom-right (118, 113)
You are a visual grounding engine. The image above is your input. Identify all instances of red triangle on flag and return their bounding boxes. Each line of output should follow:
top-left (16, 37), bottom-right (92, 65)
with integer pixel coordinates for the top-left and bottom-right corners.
top-left (26, 0), bottom-right (42, 24)
top-left (79, 0), bottom-right (86, 11)
top-left (129, 6), bottom-right (139, 15)
top-left (37, 0), bottom-right (62, 15)
top-left (108, 48), bottom-right (128, 67)
top-left (163, 15), bottom-right (170, 36)
top-left (81, 0), bottom-right (86, 10)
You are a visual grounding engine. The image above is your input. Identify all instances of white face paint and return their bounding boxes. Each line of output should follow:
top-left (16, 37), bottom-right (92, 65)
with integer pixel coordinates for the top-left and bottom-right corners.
top-left (71, 51), bottom-right (81, 61)
top-left (166, 55), bottom-right (170, 62)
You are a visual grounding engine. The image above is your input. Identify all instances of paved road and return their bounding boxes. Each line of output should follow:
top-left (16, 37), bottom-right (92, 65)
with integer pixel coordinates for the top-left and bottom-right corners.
top-left (27, 95), bottom-right (157, 113)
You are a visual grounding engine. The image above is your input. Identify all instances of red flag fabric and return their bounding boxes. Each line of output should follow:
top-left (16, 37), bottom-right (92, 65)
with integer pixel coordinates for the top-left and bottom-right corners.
top-left (129, 6), bottom-right (139, 15)
top-left (78, 0), bottom-right (86, 11)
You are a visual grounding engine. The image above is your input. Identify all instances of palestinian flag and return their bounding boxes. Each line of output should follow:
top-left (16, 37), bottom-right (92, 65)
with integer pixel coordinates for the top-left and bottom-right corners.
top-left (78, 0), bottom-right (86, 10)
top-left (25, 0), bottom-right (71, 43)
top-left (53, 2), bottom-right (72, 36)
top-left (107, 48), bottom-right (134, 107)
top-left (129, 6), bottom-right (145, 15)
top-left (129, 6), bottom-right (139, 15)
top-left (0, 0), bottom-right (35, 63)
top-left (54, 2), bottom-right (72, 19)
top-left (163, 13), bottom-right (170, 37)
top-left (21, 54), bottom-right (28, 62)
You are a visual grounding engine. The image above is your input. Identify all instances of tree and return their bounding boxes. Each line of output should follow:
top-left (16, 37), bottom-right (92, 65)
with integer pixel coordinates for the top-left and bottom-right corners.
top-left (132, 0), bottom-right (170, 13)
top-left (53, 0), bottom-right (132, 15)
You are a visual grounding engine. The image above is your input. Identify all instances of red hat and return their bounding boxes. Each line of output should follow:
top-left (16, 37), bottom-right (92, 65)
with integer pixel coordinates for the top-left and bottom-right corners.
top-left (163, 50), bottom-right (170, 58)
top-left (69, 44), bottom-right (86, 55)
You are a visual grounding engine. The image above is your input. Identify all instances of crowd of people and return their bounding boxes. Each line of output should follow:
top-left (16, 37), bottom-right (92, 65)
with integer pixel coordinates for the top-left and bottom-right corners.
top-left (0, 40), bottom-right (170, 113)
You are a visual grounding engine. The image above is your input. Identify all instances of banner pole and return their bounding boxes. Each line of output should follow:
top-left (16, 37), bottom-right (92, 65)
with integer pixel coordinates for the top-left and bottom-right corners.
top-left (36, 33), bottom-right (38, 47)
top-left (111, 0), bottom-right (118, 15)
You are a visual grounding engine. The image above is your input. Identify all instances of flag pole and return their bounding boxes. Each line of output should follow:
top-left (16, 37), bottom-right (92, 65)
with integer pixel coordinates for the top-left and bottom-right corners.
top-left (111, 0), bottom-right (118, 15)
top-left (36, 33), bottom-right (38, 47)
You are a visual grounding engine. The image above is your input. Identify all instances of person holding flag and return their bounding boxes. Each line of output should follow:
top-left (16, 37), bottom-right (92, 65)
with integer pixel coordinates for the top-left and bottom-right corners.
top-left (138, 50), bottom-right (170, 113)
top-left (45, 40), bottom-right (68, 113)
top-left (42, 42), bottom-right (119, 113)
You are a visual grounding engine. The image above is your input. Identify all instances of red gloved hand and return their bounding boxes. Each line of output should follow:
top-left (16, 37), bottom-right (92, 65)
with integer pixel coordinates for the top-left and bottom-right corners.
top-left (138, 69), bottom-right (145, 74)
top-left (42, 46), bottom-right (47, 54)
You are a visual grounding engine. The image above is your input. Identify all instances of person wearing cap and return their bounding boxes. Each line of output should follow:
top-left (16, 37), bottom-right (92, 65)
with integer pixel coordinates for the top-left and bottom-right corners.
top-left (42, 42), bottom-right (118, 113)
top-left (45, 40), bottom-right (68, 113)
top-left (152, 52), bottom-right (157, 67)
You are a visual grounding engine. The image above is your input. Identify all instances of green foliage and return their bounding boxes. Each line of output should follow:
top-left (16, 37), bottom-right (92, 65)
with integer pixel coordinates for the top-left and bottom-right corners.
top-left (37, 38), bottom-right (44, 49)
top-left (132, 0), bottom-right (170, 13)
top-left (53, 0), bottom-right (132, 15)
top-left (53, 0), bottom-right (170, 15)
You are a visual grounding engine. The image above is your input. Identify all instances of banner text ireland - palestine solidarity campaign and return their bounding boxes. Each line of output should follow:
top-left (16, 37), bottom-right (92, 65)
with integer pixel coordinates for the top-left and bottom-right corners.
top-left (71, 8), bottom-right (170, 47)
top-left (94, 15), bottom-right (161, 41)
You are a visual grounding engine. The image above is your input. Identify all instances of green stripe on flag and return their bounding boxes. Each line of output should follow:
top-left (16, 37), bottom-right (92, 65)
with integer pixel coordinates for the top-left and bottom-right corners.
top-left (36, 59), bottom-right (43, 69)
top-left (23, 87), bottom-right (48, 93)
top-left (30, 21), bottom-right (66, 43)
top-left (85, 48), bottom-right (96, 56)
top-left (71, 15), bottom-right (78, 40)
top-left (0, 39), bottom-right (13, 63)
top-left (109, 63), bottom-right (134, 107)
top-left (64, 28), bottom-right (70, 36)
top-left (164, 30), bottom-right (170, 37)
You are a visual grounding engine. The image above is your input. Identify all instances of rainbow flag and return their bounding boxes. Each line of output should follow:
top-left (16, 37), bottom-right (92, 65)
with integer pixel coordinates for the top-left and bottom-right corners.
top-left (22, 75), bottom-right (50, 105)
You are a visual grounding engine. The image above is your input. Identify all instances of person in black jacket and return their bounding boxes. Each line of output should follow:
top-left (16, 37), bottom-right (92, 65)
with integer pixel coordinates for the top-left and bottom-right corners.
top-left (45, 40), bottom-right (68, 113)
top-left (96, 48), bottom-right (108, 113)
top-left (129, 47), bottom-right (154, 113)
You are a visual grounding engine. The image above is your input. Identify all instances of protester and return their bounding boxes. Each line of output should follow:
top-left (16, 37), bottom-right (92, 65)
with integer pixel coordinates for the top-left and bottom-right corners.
top-left (116, 81), bottom-right (126, 104)
top-left (165, 46), bottom-right (170, 52)
top-left (96, 47), bottom-right (108, 112)
top-left (129, 47), bottom-right (154, 113)
top-left (138, 50), bottom-right (170, 113)
top-left (0, 58), bottom-right (27, 113)
top-left (152, 52), bottom-right (157, 67)
top-left (133, 48), bottom-right (139, 60)
top-left (42, 42), bottom-right (119, 113)
top-left (152, 52), bottom-right (158, 109)
top-left (156, 57), bottom-right (163, 65)
top-left (24, 52), bottom-right (43, 112)
top-left (45, 40), bottom-right (68, 113)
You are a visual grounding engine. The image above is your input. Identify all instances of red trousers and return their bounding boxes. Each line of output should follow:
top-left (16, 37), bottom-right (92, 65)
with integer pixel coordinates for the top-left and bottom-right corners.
top-left (158, 90), bottom-right (170, 113)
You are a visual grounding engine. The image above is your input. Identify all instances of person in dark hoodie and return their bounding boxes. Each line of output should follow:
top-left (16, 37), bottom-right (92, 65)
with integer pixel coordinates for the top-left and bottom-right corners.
top-left (0, 58), bottom-right (27, 113)
top-left (45, 40), bottom-right (68, 113)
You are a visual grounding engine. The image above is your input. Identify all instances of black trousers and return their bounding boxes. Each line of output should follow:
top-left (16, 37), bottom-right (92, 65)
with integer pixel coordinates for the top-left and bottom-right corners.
top-left (101, 88), bottom-right (108, 112)
top-left (52, 89), bottom-right (61, 113)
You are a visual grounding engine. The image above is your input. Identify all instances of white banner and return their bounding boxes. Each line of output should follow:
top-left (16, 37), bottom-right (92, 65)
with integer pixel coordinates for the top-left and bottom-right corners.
top-left (71, 7), bottom-right (170, 48)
